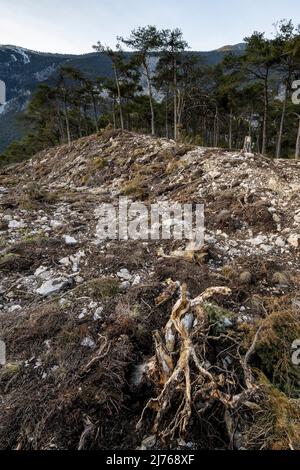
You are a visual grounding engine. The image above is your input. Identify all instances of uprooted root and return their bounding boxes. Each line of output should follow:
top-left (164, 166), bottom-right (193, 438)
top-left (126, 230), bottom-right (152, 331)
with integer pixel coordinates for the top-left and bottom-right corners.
top-left (137, 281), bottom-right (261, 444)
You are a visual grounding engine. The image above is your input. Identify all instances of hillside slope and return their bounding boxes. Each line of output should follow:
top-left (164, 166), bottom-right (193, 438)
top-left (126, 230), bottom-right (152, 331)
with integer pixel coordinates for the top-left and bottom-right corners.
top-left (0, 130), bottom-right (299, 450)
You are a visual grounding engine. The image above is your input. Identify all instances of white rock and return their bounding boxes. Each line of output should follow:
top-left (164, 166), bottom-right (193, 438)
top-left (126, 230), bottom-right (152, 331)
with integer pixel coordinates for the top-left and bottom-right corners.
top-left (34, 266), bottom-right (49, 277)
top-left (88, 301), bottom-right (98, 309)
top-left (8, 219), bottom-right (26, 229)
top-left (81, 337), bottom-right (96, 349)
top-left (132, 275), bottom-right (141, 286)
top-left (287, 234), bottom-right (299, 248)
top-left (261, 244), bottom-right (272, 253)
top-left (36, 278), bottom-right (69, 296)
top-left (9, 305), bottom-right (22, 312)
top-left (120, 281), bottom-right (130, 290)
top-left (63, 235), bottom-right (78, 245)
top-left (94, 306), bottom-right (104, 321)
top-left (267, 178), bottom-right (280, 192)
top-left (117, 268), bottom-right (132, 281)
top-left (275, 237), bottom-right (285, 247)
top-left (50, 220), bottom-right (63, 228)
top-left (209, 170), bottom-right (221, 179)
top-left (59, 257), bottom-right (71, 267)
top-left (78, 308), bottom-right (87, 320)
top-left (250, 235), bottom-right (267, 246)
top-left (223, 317), bottom-right (233, 328)
top-left (294, 214), bottom-right (300, 224)
top-left (70, 250), bottom-right (85, 272)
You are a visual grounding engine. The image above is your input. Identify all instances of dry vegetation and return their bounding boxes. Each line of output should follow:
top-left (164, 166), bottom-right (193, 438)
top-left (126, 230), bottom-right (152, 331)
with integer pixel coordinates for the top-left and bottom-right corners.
top-left (0, 130), bottom-right (300, 449)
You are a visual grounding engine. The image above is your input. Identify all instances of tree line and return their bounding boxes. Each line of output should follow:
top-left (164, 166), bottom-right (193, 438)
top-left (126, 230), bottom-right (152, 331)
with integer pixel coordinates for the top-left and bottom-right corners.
top-left (2, 19), bottom-right (300, 164)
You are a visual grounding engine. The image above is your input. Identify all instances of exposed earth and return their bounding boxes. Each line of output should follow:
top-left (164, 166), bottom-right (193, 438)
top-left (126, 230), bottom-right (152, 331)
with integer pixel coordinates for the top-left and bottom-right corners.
top-left (0, 129), bottom-right (300, 450)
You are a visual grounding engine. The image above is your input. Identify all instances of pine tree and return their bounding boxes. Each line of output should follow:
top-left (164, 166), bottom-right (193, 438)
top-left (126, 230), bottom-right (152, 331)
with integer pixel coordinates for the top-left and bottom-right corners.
top-left (118, 26), bottom-right (163, 135)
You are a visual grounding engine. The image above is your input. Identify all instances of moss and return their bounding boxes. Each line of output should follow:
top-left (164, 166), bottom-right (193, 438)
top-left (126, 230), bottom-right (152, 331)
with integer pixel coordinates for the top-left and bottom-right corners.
top-left (239, 271), bottom-right (252, 284)
top-left (18, 183), bottom-right (58, 209)
top-left (253, 311), bottom-right (300, 397)
top-left (221, 264), bottom-right (236, 279)
top-left (0, 252), bottom-right (20, 269)
top-left (205, 302), bottom-right (235, 334)
top-left (245, 373), bottom-right (300, 450)
top-left (0, 362), bottom-right (22, 382)
top-left (122, 177), bottom-right (145, 198)
top-left (81, 175), bottom-right (89, 185)
top-left (271, 271), bottom-right (289, 286)
top-left (92, 157), bottom-right (108, 170)
top-left (166, 159), bottom-right (185, 174)
top-left (21, 231), bottom-right (47, 243)
top-left (132, 148), bottom-right (145, 158)
top-left (159, 148), bottom-right (174, 160)
top-left (89, 277), bottom-right (120, 299)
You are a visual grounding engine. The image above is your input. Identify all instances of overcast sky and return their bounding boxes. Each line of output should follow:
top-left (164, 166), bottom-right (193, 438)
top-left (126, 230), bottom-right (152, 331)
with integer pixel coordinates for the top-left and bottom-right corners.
top-left (0, 0), bottom-right (299, 54)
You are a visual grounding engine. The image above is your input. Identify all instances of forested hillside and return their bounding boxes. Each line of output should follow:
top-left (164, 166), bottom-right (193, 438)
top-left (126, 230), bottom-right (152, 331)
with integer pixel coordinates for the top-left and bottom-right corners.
top-left (1, 20), bottom-right (299, 164)
top-left (0, 43), bottom-right (243, 155)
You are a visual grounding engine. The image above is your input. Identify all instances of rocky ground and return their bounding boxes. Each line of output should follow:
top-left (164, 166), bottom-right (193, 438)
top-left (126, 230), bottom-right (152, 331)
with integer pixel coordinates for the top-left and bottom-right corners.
top-left (0, 129), bottom-right (300, 450)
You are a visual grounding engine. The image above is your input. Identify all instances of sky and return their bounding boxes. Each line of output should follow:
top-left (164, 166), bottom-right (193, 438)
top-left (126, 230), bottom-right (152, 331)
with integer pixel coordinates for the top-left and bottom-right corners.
top-left (0, 0), bottom-right (299, 54)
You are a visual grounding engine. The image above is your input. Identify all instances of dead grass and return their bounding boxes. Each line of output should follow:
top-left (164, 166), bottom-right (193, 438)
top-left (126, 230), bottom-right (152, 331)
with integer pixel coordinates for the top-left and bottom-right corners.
top-left (17, 183), bottom-right (59, 210)
top-left (252, 306), bottom-right (300, 397)
top-left (86, 277), bottom-right (120, 300)
top-left (243, 373), bottom-right (300, 450)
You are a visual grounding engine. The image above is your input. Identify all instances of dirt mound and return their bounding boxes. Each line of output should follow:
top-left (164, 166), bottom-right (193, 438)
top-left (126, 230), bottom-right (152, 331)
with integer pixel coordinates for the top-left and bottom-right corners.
top-left (0, 130), bottom-right (300, 450)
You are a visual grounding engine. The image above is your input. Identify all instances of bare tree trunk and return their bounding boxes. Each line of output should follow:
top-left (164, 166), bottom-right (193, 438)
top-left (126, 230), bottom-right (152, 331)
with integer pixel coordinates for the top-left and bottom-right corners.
top-left (91, 92), bottom-right (99, 133)
top-left (165, 90), bottom-right (169, 139)
top-left (144, 61), bottom-right (155, 136)
top-left (63, 96), bottom-right (71, 148)
top-left (112, 97), bottom-right (116, 130)
top-left (213, 106), bottom-right (219, 147)
top-left (256, 132), bottom-right (260, 154)
top-left (229, 108), bottom-right (233, 150)
top-left (113, 64), bottom-right (124, 131)
top-left (174, 58), bottom-right (177, 140)
top-left (276, 88), bottom-right (287, 159)
top-left (56, 106), bottom-right (65, 145)
top-left (176, 91), bottom-right (184, 140)
top-left (262, 77), bottom-right (269, 155)
top-left (296, 116), bottom-right (300, 160)
top-left (78, 109), bottom-right (83, 138)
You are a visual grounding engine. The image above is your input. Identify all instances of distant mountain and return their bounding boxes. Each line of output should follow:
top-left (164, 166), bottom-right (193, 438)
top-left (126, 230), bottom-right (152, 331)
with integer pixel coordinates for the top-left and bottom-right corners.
top-left (197, 43), bottom-right (246, 65)
top-left (0, 43), bottom-right (245, 153)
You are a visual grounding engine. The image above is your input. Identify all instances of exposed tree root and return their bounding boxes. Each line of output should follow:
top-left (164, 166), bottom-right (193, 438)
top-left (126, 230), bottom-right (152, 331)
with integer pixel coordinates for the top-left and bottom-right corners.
top-left (137, 281), bottom-right (261, 443)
